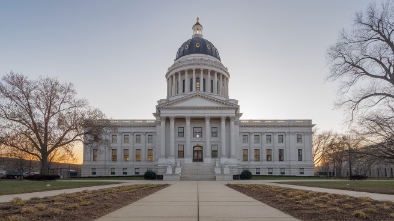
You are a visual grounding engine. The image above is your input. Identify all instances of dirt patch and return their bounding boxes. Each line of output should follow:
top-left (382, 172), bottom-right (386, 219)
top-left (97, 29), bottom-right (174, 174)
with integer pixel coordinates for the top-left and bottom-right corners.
top-left (0, 184), bottom-right (168, 221)
top-left (228, 184), bottom-right (394, 221)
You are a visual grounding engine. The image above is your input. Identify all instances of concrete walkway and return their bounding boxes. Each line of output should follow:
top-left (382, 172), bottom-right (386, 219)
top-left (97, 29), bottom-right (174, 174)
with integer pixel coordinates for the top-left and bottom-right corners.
top-left (96, 181), bottom-right (299, 221)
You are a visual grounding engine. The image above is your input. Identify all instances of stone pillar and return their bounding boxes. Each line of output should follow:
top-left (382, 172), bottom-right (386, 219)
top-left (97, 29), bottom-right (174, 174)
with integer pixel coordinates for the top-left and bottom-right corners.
top-left (160, 117), bottom-right (166, 158)
top-left (214, 72), bottom-right (218, 94)
top-left (172, 74), bottom-right (175, 96)
top-left (185, 116), bottom-right (191, 161)
top-left (141, 132), bottom-right (146, 161)
top-left (169, 117), bottom-right (175, 158)
top-left (185, 70), bottom-right (189, 93)
top-left (207, 70), bottom-right (211, 93)
top-left (193, 69), bottom-right (196, 92)
top-left (200, 69), bottom-right (203, 92)
top-left (167, 78), bottom-right (169, 98)
top-left (178, 72), bottom-right (181, 94)
top-left (205, 116), bottom-right (211, 158)
top-left (230, 117), bottom-right (235, 158)
top-left (221, 116), bottom-right (226, 157)
top-left (220, 74), bottom-right (223, 96)
top-left (249, 132), bottom-right (253, 161)
top-left (130, 133), bottom-right (134, 162)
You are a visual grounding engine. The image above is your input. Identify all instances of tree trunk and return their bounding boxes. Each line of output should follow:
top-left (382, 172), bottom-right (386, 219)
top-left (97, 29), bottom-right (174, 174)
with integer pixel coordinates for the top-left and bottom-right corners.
top-left (41, 150), bottom-right (49, 175)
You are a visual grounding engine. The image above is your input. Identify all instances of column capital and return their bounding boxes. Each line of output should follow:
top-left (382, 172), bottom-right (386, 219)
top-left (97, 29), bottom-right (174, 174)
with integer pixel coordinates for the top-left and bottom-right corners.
top-left (169, 116), bottom-right (175, 121)
top-left (221, 116), bottom-right (226, 121)
top-left (185, 116), bottom-right (191, 122)
top-left (205, 116), bottom-right (210, 120)
top-left (234, 120), bottom-right (240, 125)
top-left (160, 117), bottom-right (166, 121)
top-left (230, 116), bottom-right (235, 121)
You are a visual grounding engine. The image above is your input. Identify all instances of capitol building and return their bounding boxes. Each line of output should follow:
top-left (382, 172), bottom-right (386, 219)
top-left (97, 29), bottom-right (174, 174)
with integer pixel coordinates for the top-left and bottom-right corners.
top-left (81, 19), bottom-right (314, 180)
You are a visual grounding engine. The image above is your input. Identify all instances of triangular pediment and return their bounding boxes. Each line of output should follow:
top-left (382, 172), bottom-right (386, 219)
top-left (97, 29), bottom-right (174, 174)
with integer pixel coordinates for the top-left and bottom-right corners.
top-left (158, 93), bottom-right (238, 109)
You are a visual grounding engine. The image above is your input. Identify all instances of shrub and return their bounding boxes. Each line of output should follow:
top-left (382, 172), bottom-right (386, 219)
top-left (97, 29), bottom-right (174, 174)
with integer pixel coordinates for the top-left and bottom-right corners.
top-left (240, 170), bottom-right (252, 180)
top-left (25, 174), bottom-right (60, 181)
top-left (144, 170), bottom-right (157, 180)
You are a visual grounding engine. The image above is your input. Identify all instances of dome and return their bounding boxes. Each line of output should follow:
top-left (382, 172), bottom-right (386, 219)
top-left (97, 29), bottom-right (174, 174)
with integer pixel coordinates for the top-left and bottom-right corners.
top-left (175, 37), bottom-right (221, 61)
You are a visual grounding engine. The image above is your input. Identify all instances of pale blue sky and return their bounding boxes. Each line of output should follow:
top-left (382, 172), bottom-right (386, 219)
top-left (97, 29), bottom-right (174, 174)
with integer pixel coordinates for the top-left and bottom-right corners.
top-left (0, 0), bottom-right (384, 134)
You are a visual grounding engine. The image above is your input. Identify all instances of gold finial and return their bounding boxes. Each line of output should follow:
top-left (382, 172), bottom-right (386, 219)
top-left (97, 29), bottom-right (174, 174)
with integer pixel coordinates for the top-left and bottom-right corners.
top-left (196, 17), bottom-right (199, 22)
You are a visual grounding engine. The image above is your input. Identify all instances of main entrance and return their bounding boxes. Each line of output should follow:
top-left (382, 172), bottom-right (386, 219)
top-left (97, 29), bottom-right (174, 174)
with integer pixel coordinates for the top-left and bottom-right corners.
top-left (193, 146), bottom-right (203, 162)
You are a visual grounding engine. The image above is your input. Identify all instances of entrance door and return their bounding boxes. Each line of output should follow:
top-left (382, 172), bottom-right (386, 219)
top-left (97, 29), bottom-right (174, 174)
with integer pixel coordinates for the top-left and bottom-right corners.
top-left (193, 146), bottom-right (203, 162)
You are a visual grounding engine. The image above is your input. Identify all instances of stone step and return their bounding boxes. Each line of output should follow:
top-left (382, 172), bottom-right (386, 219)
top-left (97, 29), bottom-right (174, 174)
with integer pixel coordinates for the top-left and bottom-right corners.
top-left (180, 162), bottom-right (215, 181)
top-left (180, 174), bottom-right (216, 181)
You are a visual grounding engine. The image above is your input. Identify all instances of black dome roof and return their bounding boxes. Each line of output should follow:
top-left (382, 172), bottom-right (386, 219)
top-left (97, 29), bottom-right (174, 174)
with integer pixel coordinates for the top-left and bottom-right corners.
top-left (175, 37), bottom-right (221, 61)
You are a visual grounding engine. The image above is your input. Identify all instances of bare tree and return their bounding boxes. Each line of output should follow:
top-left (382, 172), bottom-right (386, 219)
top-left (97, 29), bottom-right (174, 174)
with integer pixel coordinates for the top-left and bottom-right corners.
top-left (312, 129), bottom-right (336, 165)
top-left (0, 72), bottom-right (109, 175)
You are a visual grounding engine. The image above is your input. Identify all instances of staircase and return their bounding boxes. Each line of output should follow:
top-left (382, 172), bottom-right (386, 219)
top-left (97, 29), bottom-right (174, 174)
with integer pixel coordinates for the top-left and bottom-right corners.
top-left (180, 162), bottom-right (216, 180)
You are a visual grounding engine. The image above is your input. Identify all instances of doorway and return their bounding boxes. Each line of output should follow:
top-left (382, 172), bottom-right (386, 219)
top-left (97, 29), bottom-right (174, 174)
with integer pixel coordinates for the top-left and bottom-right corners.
top-left (193, 146), bottom-right (203, 162)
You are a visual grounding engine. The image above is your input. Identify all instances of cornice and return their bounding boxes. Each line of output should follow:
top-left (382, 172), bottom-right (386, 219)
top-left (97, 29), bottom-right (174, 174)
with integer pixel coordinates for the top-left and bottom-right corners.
top-left (166, 58), bottom-right (229, 78)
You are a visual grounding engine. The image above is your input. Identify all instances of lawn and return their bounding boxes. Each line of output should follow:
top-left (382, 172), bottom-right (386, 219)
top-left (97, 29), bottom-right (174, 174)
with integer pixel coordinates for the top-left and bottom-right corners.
top-left (62, 176), bottom-right (145, 180)
top-left (0, 180), bottom-right (121, 195)
top-left (251, 175), bottom-right (337, 180)
top-left (281, 181), bottom-right (394, 194)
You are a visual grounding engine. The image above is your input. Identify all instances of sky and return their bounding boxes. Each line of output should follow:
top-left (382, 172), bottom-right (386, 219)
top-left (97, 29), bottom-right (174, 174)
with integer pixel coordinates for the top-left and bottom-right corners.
top-left (0, 0), bottom-right (385, 164)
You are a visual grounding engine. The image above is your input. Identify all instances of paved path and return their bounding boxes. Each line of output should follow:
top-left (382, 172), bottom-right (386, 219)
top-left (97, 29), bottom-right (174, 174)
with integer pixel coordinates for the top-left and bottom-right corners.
top-left (96, 181), bottom-right (299, 221)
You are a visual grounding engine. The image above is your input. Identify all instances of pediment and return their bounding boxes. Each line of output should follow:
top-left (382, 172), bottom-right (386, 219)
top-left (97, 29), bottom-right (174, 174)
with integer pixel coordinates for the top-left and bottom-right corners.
top-left (158, 93), bottom-right (238, 109)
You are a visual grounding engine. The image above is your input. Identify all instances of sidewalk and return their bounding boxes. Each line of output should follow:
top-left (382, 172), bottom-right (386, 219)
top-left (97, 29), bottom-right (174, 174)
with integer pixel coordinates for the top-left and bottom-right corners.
top-left (96, 181), bottom-right (299, 221)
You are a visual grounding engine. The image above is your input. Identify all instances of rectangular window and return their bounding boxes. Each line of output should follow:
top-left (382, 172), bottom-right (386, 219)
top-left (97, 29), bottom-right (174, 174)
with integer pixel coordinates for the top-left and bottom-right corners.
top-left (190, 78), bottom-right (193, 91)
top-left (211, 127), bottom-right (218, 137)
top-left (268, 168), bottom-right (273, 175)
top-left (123, 168), bottom-right (127, 175)
top-left (112, 149), bottom-right (117, 161)
top-left (196, 77), bottom-right (200, 90)
top-left (91, 168), bottom-right (96, 175)
top-left (182, 79), bottom-right (185, 93)
top-left (211, 80), bottom-right (213, 93)
top-left (111, 168), bottom-right (115, 175)
top-left (298, 149), bottom-right (303, 161)
top-left (112, 135), bottom-right (117, 143)
top-left (178, 127), bottom-right (184, 137)
top-left (256, 168), bottom-right (260, 175)
top-left (148, 135), bottom-right (153, 143)
top-left (243, 149), bottom-right (248, 161)
top-left (124, 149), bottom-right (129, 161)
top-left (203, 78), bottom-right (206, 92)
top-left (93, 149), bottom-right (98, 161)
top-left (124, 134), bottom-right (129, 143)
top-left (266, 149), bottom-right (272, 161)
top-left (254, 135), bottom-right (260, 143)
top-left (266, 135), bottom-right (272, 143)
top-left (147, 149), bottom-right (153, 162)
top-left (280, 168), bottom-right (285, 175)
top-left (135, 168), bottom-right (139, 175)
top-left (299, 168), bottom-right (304, 175)
top-left (297, 134), bottom-right (302, 143)
top-left (211, 145), bottom-right (218, 158)
top-left (136, 135), bottom-right (141, 143)
top-left (193, 127), bottom-right (202, 138)
top-left (242, 135), bottom-right (248, 143)
top-left (279, 149), bottom-right (284, 161)
top-left (178, 145), bottom-right (184, 158)
top-left (278, 134), bottom-right (284, 143)
top-left (254, 149), bottom-right (260, 161)
top-left (135, 149), bottom-right (141, 161)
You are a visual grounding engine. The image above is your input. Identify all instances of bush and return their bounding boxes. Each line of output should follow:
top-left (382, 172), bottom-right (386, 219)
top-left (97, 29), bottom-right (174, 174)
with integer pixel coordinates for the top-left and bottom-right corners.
top-left (240, 170), bottom-right (252, 180)
top-left (144, 170), bottom-right (157, 180)
top-left (349, 175), bottom-right (368, 180)
top-left (25, 174), bottom-right (60, 181)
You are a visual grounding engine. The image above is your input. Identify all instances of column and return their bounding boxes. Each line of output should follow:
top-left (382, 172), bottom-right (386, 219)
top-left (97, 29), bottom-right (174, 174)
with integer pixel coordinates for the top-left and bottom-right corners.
top-left (160, 118), bottom-right (166, 158)
top-left (172, 74), bottom-right (175, 96)
top-left (185, 117), bottom-right (191, 159)
top-left (200, 68), bottom-right (203, 92)
top-left (141, 132), bottom-right (146, 161)
top-left (178, 72), bottom-right (181, 94)
top-left (205, 116), bottom-right (211, 157)
top-left (207, 70), bottom-right (211, 93)
top-left (193, 69), bottom-right (196, 91)
top-left (221, 116), bottom-right (226, 157)
top-left (169, 117), bottom-right (175, 158)
top-left (230, 117), bottom-right (235, 158)
top-left (214, 72), bottom-right (218, 94)
top-left (167, 78), bottom-right (169, 97)
top-left (220, 74), bottom-right (223, 96)
top-left (130, 133), bottom-right (134, 162)
top-left (249, 132), bottom-right (254, 161)
top-left (185, 70), bottom-right (189, 93)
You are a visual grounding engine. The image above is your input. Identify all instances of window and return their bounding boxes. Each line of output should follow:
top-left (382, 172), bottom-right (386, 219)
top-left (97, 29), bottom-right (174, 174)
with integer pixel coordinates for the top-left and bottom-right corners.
top-left (134, 168), bottom-right (139, 175)
top-left (279, 149), bottom-right (284, 161)
top-left (203, 79), bottom-right (206, 92)
top-left (193, 127), bottom-right (202, 138)
top-left (299, 168), bottom-right (304, 175)
top-left (243, 149), bottom-right (248, 161)
top-left (93, 149), bottom-right (98, 161)
top-left (256, 168), bottom-right (260, 175)
top-left (124, 134), bottom-right (129, 143)
top-left (211, 127), bottom-right (218, 137)
top-left (124, 149), bottom-right (129, 161)
top-left (91, 168), bottom-right (96, 175)
top-left (190, 78), bottom-right (193, 91)
top-left (148, 135), bottom-right (153, 143)
top-left (254, 149), bottom-right (260, 161)
top-left (268, 168), bottom-right (273, 175)
top-left (242, 135), bottom-right (248, 143)
top-left (135, 149), bottom-right (141, 161)
top-left (112, 149), bottom-right (117, 161)
top-left (147, 149), bottom-right (153, 161)
top-left (112, 135), bottom-right (117, 143)
top-left (211, 80), bottom-right (214, 93)
top-left (297, 134), bottom-right (302, 143)
top-left (178, 127), bottom-right (184, 137)
top-left (211, 145), bottom-right (218, 158)
top-left (298, 149), bottom-right (303, 161)
top-left (254, 135), bottom-right (260, 143)
top-left (178, 145), bottom-right (184, 158)
top-left (182, 79), bottom-right (185, 93)
top-left (266, 135), bottom-right (272, 143)
top-left (196, 77), bottom-right (200, 90)
top-left (123, 168), bottom-right (127, 175)
top-left (135, 135), bottom-right (141, 143)
top-left (280, 168), bottom-right (285, 175)
top-left (111, 168), bottom-right (115, 175)
top-left (266, 149), bottom-right (272, 161)
top-left (278, 134), bottom-right (284, 143)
